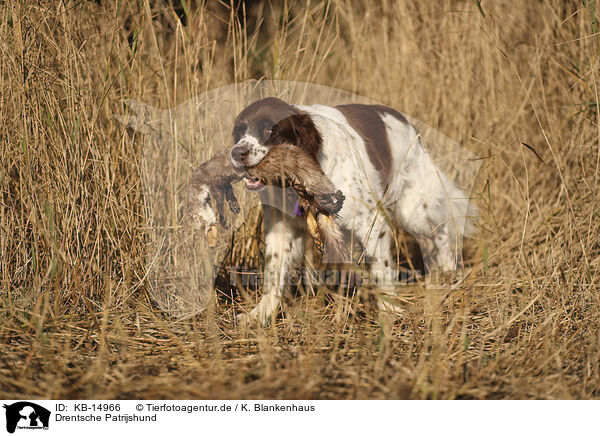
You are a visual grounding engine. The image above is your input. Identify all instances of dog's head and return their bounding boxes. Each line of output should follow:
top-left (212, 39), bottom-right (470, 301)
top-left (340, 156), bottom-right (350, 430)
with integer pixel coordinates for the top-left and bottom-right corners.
top-left (230, 97), bottom-right (321, 191)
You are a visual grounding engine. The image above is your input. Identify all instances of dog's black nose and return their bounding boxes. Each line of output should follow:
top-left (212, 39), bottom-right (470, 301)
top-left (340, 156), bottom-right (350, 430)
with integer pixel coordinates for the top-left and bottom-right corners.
top-left (231, 144), bottom-right (250, 162)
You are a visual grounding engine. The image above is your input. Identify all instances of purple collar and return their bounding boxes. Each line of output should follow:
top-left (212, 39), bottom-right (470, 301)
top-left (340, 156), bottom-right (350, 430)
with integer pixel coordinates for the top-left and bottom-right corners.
top-left (294, 200), bottom-right (304, 216)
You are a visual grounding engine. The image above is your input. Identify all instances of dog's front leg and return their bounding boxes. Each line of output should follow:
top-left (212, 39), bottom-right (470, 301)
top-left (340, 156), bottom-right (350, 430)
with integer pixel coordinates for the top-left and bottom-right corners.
top-left (238, 204), bottom-right (306, 326)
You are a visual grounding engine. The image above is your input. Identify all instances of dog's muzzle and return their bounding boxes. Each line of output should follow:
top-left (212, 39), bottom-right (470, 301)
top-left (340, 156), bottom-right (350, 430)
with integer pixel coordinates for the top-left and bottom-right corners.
top-left (230, 143), bottom-right (250, 166)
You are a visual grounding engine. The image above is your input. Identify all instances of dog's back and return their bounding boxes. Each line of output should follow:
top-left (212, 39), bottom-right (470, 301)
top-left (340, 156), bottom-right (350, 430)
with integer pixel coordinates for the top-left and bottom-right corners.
top-left (296, 102), bottom-right (475, 271)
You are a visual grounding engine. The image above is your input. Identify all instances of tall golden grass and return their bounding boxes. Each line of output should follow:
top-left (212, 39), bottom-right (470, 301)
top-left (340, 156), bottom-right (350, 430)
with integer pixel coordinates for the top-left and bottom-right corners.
top-left (1, 0), bottom-right (599, 399)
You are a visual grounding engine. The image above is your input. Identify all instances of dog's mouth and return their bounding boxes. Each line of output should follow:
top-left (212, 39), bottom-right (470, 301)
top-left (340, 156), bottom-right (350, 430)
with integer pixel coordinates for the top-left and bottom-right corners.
top-left (244, 177), bottom-right (265, 191)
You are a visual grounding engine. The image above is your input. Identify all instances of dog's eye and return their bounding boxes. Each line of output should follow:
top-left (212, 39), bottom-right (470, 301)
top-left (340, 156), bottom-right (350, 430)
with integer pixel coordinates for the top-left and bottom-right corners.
top-left (203, 194), bottom-right (211, 205)
top-left (233, 125), bottom-right (245, 143)
top-left (262, 121), bottom-right (274, 138)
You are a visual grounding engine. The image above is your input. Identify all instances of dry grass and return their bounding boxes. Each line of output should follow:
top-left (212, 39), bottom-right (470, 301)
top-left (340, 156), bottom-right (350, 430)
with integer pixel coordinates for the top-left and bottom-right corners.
top-left (1, 0), bottom-right (599, 399)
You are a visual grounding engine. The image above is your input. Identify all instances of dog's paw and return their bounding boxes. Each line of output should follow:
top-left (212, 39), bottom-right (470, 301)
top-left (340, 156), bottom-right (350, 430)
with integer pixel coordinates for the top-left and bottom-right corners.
top-left (236, 297), bottom-right (280, 327)
top-left (236, 310), bottom-right (268, 328)
top-left (235, 312), bottom-right (252, 327)
top-left (315, 189), bottom-right (345, 215)
top-left (376, 293), bottom-right (405, 316)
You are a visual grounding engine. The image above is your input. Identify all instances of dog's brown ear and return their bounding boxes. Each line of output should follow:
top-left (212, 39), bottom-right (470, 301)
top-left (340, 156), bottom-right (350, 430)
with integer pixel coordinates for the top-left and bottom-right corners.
top-left (270, 113), bottom-right (321, 158)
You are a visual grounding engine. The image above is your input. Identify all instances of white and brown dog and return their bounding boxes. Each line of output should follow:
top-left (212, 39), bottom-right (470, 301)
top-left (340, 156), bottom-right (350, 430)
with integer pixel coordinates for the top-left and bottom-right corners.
top-left (222, 97), bottom-right (475, 325)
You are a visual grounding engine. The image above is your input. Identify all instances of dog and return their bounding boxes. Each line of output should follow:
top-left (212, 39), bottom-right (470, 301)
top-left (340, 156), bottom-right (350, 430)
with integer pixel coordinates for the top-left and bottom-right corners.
top-left (226, 97), bottom-right (475, 325)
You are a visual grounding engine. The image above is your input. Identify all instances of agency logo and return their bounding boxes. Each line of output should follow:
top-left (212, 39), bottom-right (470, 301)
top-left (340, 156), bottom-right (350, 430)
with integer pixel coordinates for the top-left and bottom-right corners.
top-left (2, 402), bottom-right (50, 434)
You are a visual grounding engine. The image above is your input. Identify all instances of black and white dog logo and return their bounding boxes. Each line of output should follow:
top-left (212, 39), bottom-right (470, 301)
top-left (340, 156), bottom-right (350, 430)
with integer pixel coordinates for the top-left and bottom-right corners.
top-left (3, 402), bottom-right (50, 434)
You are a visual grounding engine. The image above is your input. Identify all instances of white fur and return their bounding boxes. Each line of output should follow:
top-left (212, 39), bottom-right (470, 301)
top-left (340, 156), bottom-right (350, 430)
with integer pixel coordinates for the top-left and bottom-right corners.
top-left (381, 113), bottom-right (473, 271)
top-left (243, 202), bottom-right (306, 323)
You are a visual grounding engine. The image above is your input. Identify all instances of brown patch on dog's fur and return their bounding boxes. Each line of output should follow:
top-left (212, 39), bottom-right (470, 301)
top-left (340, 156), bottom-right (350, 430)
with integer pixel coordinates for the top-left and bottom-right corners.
top-left (336, 104), bottom-right (408, 186)
top-left (266, 113), bottom-right (322, 159)
top-left (234, 97), bottom-right (299, 130)
top-left (232, 97), bottom-right (300, 145)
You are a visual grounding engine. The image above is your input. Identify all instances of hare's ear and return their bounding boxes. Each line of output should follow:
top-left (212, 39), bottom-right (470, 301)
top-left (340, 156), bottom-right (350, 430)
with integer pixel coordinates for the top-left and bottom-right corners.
top-left (270, 114), bottom-right (322, 159)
